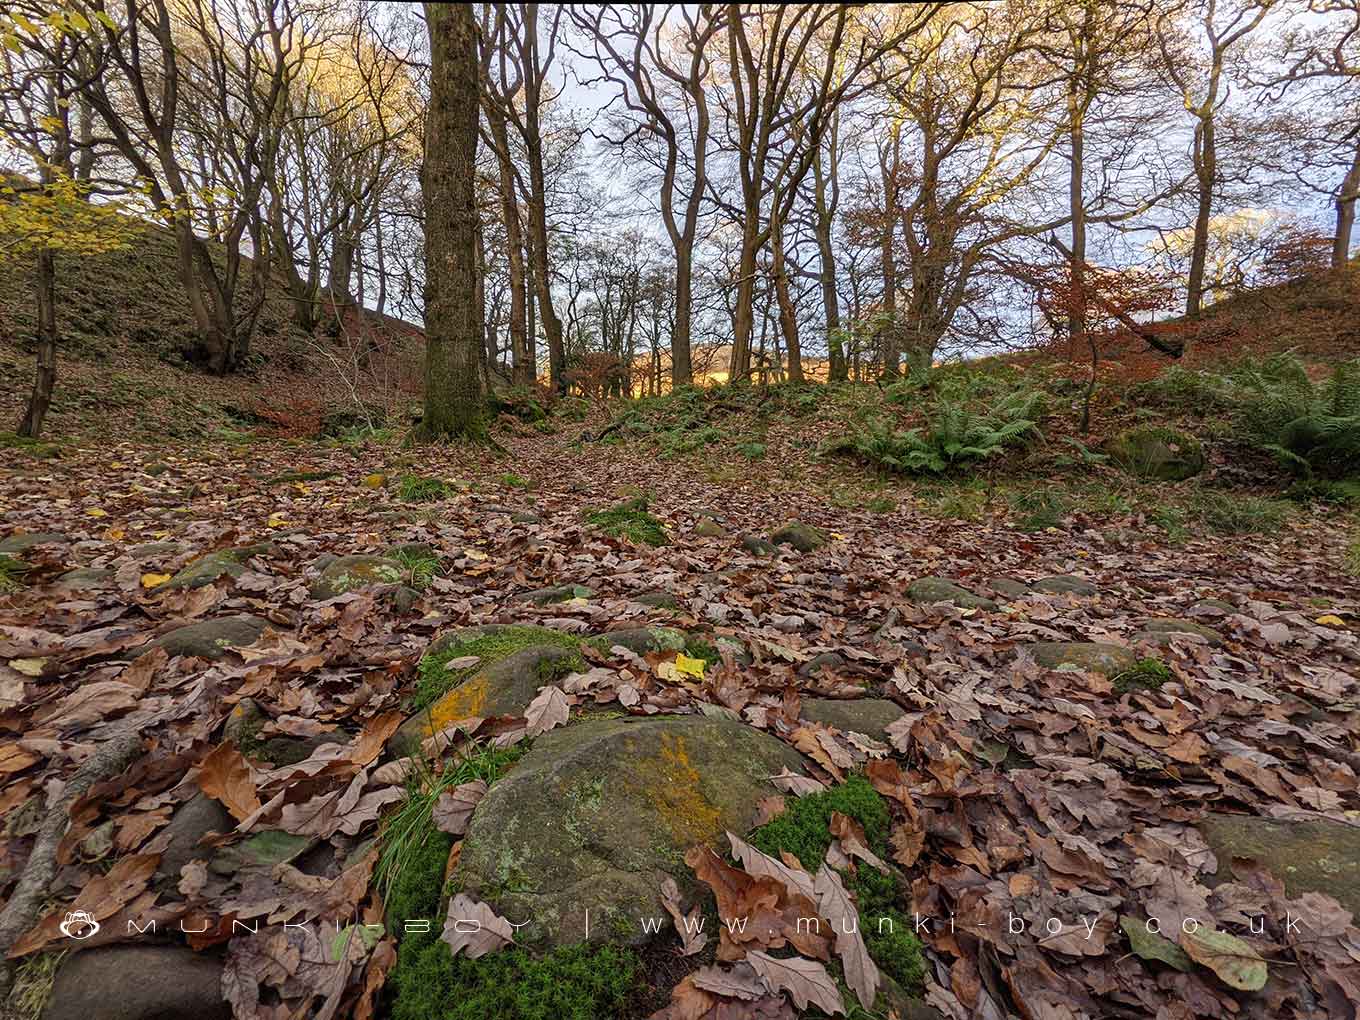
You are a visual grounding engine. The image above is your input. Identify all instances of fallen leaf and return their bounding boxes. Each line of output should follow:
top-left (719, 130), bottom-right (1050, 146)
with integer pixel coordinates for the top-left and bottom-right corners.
top-left (524, 685), bottom-right (569, 736)
top-left (1179, 926), bottom-right (1268, 991)
top-left (197, 740), bottom-right (261, 822)
top-left (441, 893), bottom-right (514, 958)
top-left (745, 951), bottom-right (844, 1015)
top-left (140, 572), bottom-right (172, 588)
top-left (432, 780), bottom-right (487, 836)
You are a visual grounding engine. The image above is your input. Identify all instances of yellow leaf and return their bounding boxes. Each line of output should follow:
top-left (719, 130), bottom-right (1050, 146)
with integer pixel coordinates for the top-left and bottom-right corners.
top-left (463, 549), bottom-right (488, 561)
top-left (362, 473), bottom-right (386, 489)
top-left (1315, 614), bottom-right (1346, 628)
top-left (109, 461), bottom-right (126, 469)
top-left (267, 514), bottom-right (290, 528)
top-left (9, 658), bottom-right (46, 677)
top-left (141, 572), bottom-right (171, 589)
top-left (830, 531), bottom-right (847, 541)
top-left (85, 508), bottom-right (108, 518)
top-left (103, 527), bottom-right (125, 541)
top-left (674, 653), bottom-right (707, 678)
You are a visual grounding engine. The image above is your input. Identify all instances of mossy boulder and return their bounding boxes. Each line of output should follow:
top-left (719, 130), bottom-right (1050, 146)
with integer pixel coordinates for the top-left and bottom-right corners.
top-left (907, 577), bottom-right (998, 611)
top-left (740, 534), bottom-right (778, 556)
top-left (310, 554), bottom-right (405, 598)
top-left (0, 531), bottom-right (66, 554)
top-left (152, 614), bottom-right (270, 660)
top-left (1199, 813), bottom-right (1360, 915)
top-left (1137, 617), bottom-right (1224, 646)
top-left (1031, 574), bottom-right (1098, 596)
top-left (393, 641), bottom-right (582, 756)
top-left (517, 584), bottom-right (594, 606)
top-left (632, 590), bottom-right (678, 610)
top-left (770, 520), bottom-right (827, 553)
top-left (589, 626), bottom-right (687, 656)
top-left (693, 519), bottom-right (727, 538)
top-left (1029, 641), bottom-right (1137, 676)
top-left (801, 698), bottom-right (906, 742)
top-left (165, 543), bottom-right (272, 590)
top-left (452, 715), bottom-right (808, 947)
top-left (1105, 426), bottom-right (1205, 481)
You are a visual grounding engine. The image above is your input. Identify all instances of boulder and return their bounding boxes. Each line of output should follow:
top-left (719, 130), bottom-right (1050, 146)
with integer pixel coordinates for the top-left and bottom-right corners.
top-left (1105, 426), bottom-right (1205, 481)
top-left (152, 615), bottom-right (270, 660)
top-left (166, 543), bottom-right (272, 590)
top-left (516, 583), bottom-right (594, 605)
top-left (42, 944), bottom-right (229, 1020)
top-left (632, 590), bottom-right (679, 610)
top-left (453, 716), bottom-right (808, 946)
top-left (769, 521), bottom-right (827, 553)
top-left (1137, 617), bottom-right (1223, 647)
top-left (693, 519), bottom-right (727, 538)
top-left (907, 577), bottom-right (998, 611)
top-left (310, 554), bottom-right (405, 598)
top-left (590, 626), bottom-right (687, 656)
top-left (801, 698), bottom-right (905, 742)
top-left (740, 535), bottom-right (778, 556)
top-left (1029, 641), bottom-right (1137, 676)
top-left (1031, 575), bottom-right (1098, 596)
top-left (0, 531), bottom-right (66, 554)
top-left (129, 541), bottom-right (183, 560)
top-left (153, 792), bottom-right (234, 890)
top-left (989, 578), bottom-right (1031, 598)
top-left (391, 646), bottom-right (580, 756)
top-left (1199, 813), bottom-right (1360, 915)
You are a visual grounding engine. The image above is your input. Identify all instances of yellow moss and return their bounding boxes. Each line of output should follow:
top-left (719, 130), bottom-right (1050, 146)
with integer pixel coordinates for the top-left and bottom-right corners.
top-left (643, 733), bottom-right (722, 846)
top-left (427, 675), bottom-right (491, 732)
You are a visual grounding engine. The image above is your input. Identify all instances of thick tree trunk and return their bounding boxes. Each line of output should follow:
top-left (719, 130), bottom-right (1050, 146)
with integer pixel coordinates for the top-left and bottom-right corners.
top-left (1333, 143), bottom-right (1360, 269)
top-left (770, 205), bottom-right (802, 382)
top-left (1185, 122), bottom-right (1215, 316)
top-left (16, 248), bottom-right (57, 438)
top-left (672, 247), bottom-right (695, 387)
top-left (419, 3), bottom-right (484, 440)
top-left (729, 208), bottom-right (760, 382)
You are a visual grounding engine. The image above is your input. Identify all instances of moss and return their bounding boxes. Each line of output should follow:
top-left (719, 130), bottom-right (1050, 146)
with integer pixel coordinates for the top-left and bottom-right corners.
top-left (1112, 657), bottom-right (1172, 695)
top-left (400, 474), bottom-right (454, 503)
top-left (749, 774), bottom-right (889, 872)
top-left (391, 940), bottom-right (640, 1020)
top-left (584, 498), bottom-right (668, 546)
top-left (414, 627), bottom-right (582, 713)
top-left (499, 472), bottom-right (532, 488)
top-left (849, 866), bottom-right (925, 996)
top-left (0, 554), bottom-right (28, 593)
top-left (682, 636), bottom-right (721, 666)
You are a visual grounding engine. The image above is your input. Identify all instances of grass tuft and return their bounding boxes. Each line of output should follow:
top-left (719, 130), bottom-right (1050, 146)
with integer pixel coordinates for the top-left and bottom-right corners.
top-left (584, 497), bottom-right (668, 546)
top-left (0, 554), bottom-right (28, 593)
top-left (1112, 657), bottom-right (1172, 695)
top-left (400, 475), bottom-right (455, 503)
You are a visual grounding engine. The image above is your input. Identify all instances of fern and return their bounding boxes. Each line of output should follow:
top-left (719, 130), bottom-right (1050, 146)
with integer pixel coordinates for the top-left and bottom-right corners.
top-left (1232, 355), bottom-right (1360, 476)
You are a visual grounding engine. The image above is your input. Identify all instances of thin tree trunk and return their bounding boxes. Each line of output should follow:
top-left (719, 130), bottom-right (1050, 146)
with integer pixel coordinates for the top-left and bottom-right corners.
top-left (813, 126), bottom-right (844, 382)
top-left (1186, 120), bottom-right (1215, 315)
top-left (16, 248), bottom-right (57, 438)
top-left (1333, 142), bottom-right (1360, 268)
top-left (487, 106), bottom-right (532, 384)
top-left (770, 202), bottom-right (802, 382)
top-left (1067, 78), bottom-right (1087, 345)
top-left (419, 3), bottom-right (484, 440)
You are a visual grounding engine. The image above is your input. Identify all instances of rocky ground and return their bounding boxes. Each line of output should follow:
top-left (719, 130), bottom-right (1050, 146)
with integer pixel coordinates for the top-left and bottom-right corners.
top-left (1, 426), bottom-right (1358, 1020)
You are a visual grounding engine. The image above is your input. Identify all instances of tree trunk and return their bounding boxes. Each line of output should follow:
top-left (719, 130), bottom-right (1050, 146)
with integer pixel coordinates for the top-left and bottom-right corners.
top-left (419, 3), bottom-right (484, 440)
top-left (1067, 83), bottom-right (1087, 346)
top-left (15, 248), bottom-right (57, 438)
top-left (1185, 120), bottom-right (1215, 316)
top-left (1333, 142), bottom-right (1360, 269)
top-left (771, 204), bottom-right (802, 382)
top-left (672, 246), bottom-right (695, 387)
top-left (487, 106), bottom-right (533, 384)
top-left (813, 121), bottom-right (844, 382)
top-left (729, 209), bottom-right (760, 382)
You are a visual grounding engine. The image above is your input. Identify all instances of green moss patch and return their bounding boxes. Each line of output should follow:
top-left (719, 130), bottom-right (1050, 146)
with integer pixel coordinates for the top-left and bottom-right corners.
top-left (0, 554), bottom-right (29, 593)
top-left (584, 498), bottom-right (668, 547)
top-left (749, 775), bottom-right (923, 999)
top-left (1112, 657), bottom-right (1172, 695)
top-left (414, 626), bottom-right (583, 713)
top-left (400, 475), bottom-right (456, 503)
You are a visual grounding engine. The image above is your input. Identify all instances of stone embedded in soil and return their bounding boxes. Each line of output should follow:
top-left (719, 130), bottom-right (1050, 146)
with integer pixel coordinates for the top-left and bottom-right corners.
top-left (907, 576), bottom-right (998, 611)
top-left (511, 511), bottom-right (542, 524)
top-left (769, 520), bottom-right (827, 553)
top-left (151, 614), bottom-right (270, 660)
top-left (516, 583), bottom-right (594, 605)
top-left (453, 715), bottom-right (808, 947)
top-left (391, 645), bottom-right (580, 755)
top-left (165, 543), bottom-right (271, 590)
top-left (153, 792), bottom-right (234, 890)
top-left (1199, 812), bottom-right (1360, 915)
top-left (989, 578), bottom-right (1031, 598)
top-left (129, 541), bottom-right (183, 559)
top-left (1105, 425), bottom-right (1205, 481)
top-left (0, 531), bottom-right (66, 554)
top-left (798, 651), bottom-right (848, 678)
top-left (208, 829), bottom-right (313, 877)
top-left (632, 590), bottom-right (679, 609)
top-left (591, 626), bottom-right (688, 655)
top-left (801, 698), bottom-right (906, 742)
top-left (693, 519), bottom-right (727, 538)
top-left (1137, 617), bottom-right (1224, 646)
top-left (42, 944), bottom-right (229, 1020)
top-left (1031, 575), bottom-right (1098, 596)
top-left (54, 567), bottom-right (115, 590)
top-left (1029, 641), bottom-right (1137, 676)
top-left (740, 534), bottom-right (778, 556)
top-left (309, 554), bottom-right (405, 598)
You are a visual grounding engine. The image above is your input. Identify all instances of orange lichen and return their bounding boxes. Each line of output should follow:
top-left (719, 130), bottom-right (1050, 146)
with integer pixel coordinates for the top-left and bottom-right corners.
top-left (427, 674), bottom-right (490, 732)
top-left (643, 733), bottom-right (722, 846)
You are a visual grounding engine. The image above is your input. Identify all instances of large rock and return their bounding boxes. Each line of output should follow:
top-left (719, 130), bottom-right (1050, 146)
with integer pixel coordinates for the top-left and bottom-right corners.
top-left (1105, 426), bottom-right (1205, 481)
top-left (153, 792), bottom-right (234, 890)
top-left (391, 645), bottom-right (580, 755)
top-left (42, 944), bottom-right (229, 1020)
top-left (151, 615), bottom-right (270, 660)
top-left (453, 716), bottom-right (808, 947)
top-left (740, 535), bottom-right (778, 557)
top-left (1199, 813), bottom-right (1360, 916)
top-left (309, 554), bottom-right (404, 598)
top-left (1029, 641), bottom-right (1137, 676)
top-left (907, 577), bottom-right (997, 611)
top-left (801, 698), bottom-right (905, 742)
top-left (770, 521), bottom-right (827, 553)
top-left (0, 531), bottom-right (66, 554)
top-left (166, 543), bottom-right (271, 590)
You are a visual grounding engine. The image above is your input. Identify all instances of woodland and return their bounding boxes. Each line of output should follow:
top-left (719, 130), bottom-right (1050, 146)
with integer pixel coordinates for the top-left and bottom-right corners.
top-left (1, 3), bottom-right (1359, 1020)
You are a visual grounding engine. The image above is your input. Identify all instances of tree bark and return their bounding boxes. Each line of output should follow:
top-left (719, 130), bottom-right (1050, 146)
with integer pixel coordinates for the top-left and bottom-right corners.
top-left (813, 114), bottom-right (845, 381)
top-left (419, 3), bottom-right (484, 440)
top-left (486, 104), bottom-right (532, 383)
top-left (770, 201), bottom-right (802, 382)
top-left (15, 248), bottom-right (57, 438)
top-left (1185, 116), bottom-right (1215, 315)
top-left (1333, 141), bottom-right (1360, 268)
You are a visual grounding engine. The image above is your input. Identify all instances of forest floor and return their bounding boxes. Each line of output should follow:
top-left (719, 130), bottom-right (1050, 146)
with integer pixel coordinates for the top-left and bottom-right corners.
top-left (2, 376), bottom-right (1359, 1020)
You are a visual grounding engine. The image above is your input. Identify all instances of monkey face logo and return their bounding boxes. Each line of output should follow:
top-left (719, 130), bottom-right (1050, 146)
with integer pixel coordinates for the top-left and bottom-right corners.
top-left (59, 911), bottom-right (100, 940)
